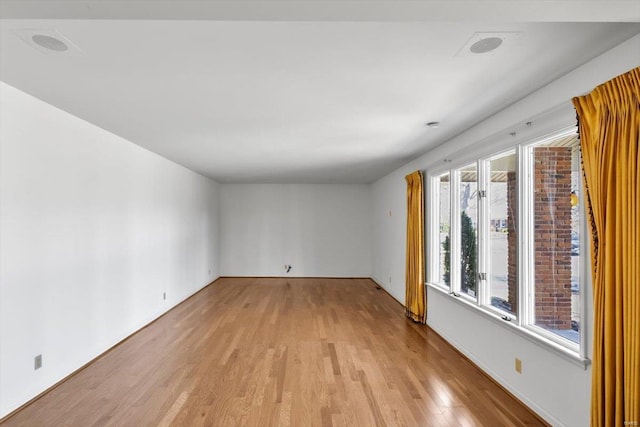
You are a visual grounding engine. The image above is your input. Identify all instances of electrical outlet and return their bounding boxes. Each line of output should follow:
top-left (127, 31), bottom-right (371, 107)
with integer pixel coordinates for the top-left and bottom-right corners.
top-left (208, 269), bottom-right (211, 276)
top-left (515, 358), bottom-right (522, 374)
top-left (163, 292), bottom-right (166, 301)
top-left (34, 354), bottom-right (42, 370)
top-left (389, 276), bottom-right (392, 283)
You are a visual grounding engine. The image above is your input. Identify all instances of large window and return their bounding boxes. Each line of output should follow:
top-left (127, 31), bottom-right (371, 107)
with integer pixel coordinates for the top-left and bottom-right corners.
top-left (428, 129), bottom-right (585, 356)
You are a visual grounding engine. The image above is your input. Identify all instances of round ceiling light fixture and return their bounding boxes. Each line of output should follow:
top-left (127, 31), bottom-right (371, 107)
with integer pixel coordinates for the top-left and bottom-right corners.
top-left (426, 121), bottom-right (440, 129)
top-left (31, 34), bottom-right (68, 52)
top-left (469, 37), bottom-right (503, 54)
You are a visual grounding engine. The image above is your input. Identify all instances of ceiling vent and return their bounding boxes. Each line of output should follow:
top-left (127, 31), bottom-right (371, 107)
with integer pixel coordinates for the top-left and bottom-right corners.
top-left (13, 29), bottom-right (83, 55)
top-left (456, 32), bottom-right (521, 57)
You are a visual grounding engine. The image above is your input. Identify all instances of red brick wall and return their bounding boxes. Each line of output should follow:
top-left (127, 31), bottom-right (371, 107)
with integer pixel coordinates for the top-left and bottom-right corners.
top-left (533, 147), bottom-right (572, 330)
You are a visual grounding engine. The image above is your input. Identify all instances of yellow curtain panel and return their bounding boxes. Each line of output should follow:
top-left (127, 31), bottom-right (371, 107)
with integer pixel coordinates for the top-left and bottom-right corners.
top-left (405, 170), bottom-right (426, 323)
top-left (573, 67), bottom-right (640, 427)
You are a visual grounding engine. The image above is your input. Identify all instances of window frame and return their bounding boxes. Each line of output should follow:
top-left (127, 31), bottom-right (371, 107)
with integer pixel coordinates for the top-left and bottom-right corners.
top-left (480, 148), bottom-right (519, 320)
top-left (455, 163), bottom-right (480, 301)
top-left (429, 171), bottom-right (451, 290)
top-left (426, 126), bottom-right (590, 364)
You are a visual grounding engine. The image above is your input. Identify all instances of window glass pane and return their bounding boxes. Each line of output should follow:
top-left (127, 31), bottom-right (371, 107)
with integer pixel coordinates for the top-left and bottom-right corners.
top-left (532, 135), bottom-right (580, 343)
top-left (459, 164), bottom-right (478, 297)
top-left (438, 173), bottom-right (450, 286)
top-left (489, 152), bottom-right (517, 315)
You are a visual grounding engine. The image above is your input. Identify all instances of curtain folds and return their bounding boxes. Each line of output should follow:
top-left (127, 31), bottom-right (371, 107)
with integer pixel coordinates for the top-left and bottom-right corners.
top-left (573, 67), bottom-right (640, 427)
top-left (405, 170), bottom-right (426, 323)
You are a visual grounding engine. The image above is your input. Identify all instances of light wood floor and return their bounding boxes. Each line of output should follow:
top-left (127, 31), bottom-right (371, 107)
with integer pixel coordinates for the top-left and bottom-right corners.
top-left (1, 278), bottom-right (547, 426)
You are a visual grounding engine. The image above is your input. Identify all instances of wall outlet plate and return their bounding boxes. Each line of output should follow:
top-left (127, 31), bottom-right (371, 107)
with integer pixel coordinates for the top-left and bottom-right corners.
top-left (515, 358), bottom-right (522, 374)
top-left (34, 354), bottom-right (42, 370)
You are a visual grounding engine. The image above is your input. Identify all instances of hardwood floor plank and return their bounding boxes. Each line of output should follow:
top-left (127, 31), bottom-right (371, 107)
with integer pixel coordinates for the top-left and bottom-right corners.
top-left (1, 278), bottom-right (548, 426)
top-left (157, 391), bottom-right (189, 427)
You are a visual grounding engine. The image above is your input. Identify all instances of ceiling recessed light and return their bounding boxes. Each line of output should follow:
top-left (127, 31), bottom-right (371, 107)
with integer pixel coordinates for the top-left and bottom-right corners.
top-left (13, 29), bottom-right (83, 56)
top-left (31, 35), bottom-right (68, 52)
top-left (469, 37), bottom-right (503, 54)
top-left (456, 32), bottom-right (521, 57)
top-left (426, 122), bottom-right (440, 129)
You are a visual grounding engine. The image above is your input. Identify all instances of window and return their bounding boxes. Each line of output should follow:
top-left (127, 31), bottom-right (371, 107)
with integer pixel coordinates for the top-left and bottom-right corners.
top-left (428, 128), bottom-right (585, 356)
top-left (458, 164), bottom-right (478, 298)
top-left (528, 135), bottom-right (581, 344)
top-left (437, 172), bottom-right (450, 287)
top-left (488, 151), bottom-right (517, 317)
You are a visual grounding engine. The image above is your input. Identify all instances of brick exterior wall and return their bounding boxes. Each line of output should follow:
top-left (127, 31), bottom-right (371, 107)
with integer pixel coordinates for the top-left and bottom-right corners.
top-left (505, 149), bottom-right (572, 328)
top-left (533, 147), bottom-right (572, 330)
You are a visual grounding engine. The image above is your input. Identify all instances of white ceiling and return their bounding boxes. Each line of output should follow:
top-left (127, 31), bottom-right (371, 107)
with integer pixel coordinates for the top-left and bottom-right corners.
top-left (1, 1), bottom-right (639, 183)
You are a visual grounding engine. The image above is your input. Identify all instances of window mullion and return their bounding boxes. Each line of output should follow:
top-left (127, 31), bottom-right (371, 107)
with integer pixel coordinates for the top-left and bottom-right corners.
top-left (478, 159), bottom-right (490, 307)
top-left (451, 169), bottom-right (461, 294)
top-left (518, 144), bottom-right (534, 327)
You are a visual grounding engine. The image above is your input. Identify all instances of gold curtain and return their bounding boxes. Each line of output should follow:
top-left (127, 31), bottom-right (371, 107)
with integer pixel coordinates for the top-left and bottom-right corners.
top-left (573, 67), bottom-right (640, 427)
top-left (405, 170), bottom-right (426, 323)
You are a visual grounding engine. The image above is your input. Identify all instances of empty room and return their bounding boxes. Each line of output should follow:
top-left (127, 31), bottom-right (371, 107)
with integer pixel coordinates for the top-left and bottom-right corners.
top-left (0, 1), bottom-right (639, 426)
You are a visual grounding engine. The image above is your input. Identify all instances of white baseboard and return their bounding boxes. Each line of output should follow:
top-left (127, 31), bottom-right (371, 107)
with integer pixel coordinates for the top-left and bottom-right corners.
top-left (0, 277), bottom-right (219, 419)
top-left (429, 324), bottom-right (563, 427)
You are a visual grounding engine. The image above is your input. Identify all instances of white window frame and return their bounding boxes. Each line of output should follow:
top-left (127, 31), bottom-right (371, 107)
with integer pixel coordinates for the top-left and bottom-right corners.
top-left (426, 126), bottom-right (590, 364)
top-left (428, 172), bottom-right (450, 289)
top-left (450, 168), bottom-right (461, 296)
top-left (480, 149), bottom-right (518, 321)
top-left (455, 163), bottom-right (480, 303)
top-left (520, 129), bottom-right (584, 355)
top-left (477, 157), bottom-right (489, 309)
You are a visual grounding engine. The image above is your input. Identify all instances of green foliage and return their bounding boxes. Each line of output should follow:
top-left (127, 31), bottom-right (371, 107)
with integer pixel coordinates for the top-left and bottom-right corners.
top-left (442, 211), bottom-right (477, 294)
top-left (460, 211), bottom-right (477, 294)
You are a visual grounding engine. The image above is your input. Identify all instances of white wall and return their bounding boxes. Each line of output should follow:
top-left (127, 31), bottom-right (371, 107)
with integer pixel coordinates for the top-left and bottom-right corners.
top-left (0, 82), bottom-right (220, 417)
top-left (1, 29), bottom-right (637, 427)
top-left (220, 184), bottom-right (371, 277)
top-left (371, 35), bottom-right (640, 427)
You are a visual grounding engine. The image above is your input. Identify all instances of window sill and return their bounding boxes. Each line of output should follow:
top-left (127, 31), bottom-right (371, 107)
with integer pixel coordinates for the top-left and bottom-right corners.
top-left (426, 282), bottom-right (591, 369)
